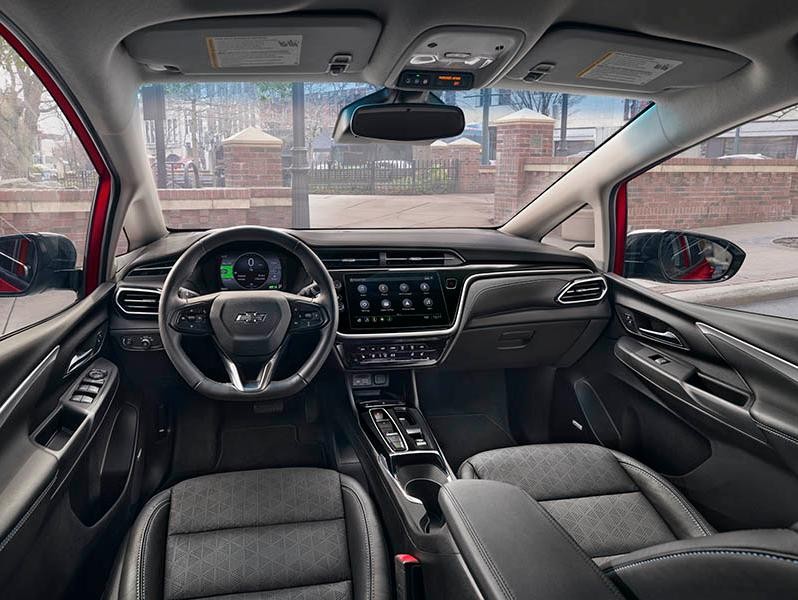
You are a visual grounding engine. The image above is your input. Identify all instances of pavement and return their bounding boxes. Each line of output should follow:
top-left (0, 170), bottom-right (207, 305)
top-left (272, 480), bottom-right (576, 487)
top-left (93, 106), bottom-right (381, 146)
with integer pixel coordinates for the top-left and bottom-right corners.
top-left (309, 193), bottom-right (496, 228)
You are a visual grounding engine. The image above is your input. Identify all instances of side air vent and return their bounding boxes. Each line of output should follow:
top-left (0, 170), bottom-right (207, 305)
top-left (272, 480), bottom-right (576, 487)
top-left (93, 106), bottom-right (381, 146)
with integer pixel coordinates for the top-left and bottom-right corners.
top-left (384, 250), bottom-right (464, 267)
top-left (556, 276), bottom-right (608, 305)
top-left (128, 259), bottom-right (174, 277)
top-left (115, 287), bottom-right (161, 316)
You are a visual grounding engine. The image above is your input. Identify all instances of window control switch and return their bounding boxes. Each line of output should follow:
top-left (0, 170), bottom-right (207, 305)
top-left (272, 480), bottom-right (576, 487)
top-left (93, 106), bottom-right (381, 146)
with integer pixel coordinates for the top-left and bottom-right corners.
top-left (77, 383), bottom-right (101, 396)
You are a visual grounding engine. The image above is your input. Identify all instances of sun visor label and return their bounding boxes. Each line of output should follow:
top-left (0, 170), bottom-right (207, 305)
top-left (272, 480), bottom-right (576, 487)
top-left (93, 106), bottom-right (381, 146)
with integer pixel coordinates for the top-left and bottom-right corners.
top-left (578, 52), bottom-right (682, 86)
top-left (207, 35), bottom-right (303, 68)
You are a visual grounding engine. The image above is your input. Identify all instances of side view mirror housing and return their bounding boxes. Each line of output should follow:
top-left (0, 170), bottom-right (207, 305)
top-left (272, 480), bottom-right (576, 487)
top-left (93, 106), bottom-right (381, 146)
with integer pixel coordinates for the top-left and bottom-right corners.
top-left (624, 230), bottom-right (745, 284)
top-left (0, 233), bottom-right (79, 297)
top-left (333, 87), bottom-right (465, 144)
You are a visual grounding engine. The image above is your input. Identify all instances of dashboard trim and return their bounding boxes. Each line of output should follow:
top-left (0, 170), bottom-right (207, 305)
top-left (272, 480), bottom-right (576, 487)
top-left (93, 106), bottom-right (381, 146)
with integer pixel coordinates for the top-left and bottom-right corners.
top-left (332, 266), bottom-right (595, 340)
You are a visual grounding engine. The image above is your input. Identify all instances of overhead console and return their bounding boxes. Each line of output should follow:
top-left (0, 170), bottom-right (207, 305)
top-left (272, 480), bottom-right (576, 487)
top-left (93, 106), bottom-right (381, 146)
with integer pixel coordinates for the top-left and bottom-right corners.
top-left (506, 26), bottom-right (749, 94)
top-left (388, 26), bottom-right (526, 91)
top-left (124, 15), bottom-right (381, 76)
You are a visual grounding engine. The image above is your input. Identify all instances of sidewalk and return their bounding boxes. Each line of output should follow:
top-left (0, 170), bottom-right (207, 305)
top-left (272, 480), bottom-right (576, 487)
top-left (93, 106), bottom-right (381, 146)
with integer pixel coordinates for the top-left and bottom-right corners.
top-left (646, 218), bottom-right (798, 306)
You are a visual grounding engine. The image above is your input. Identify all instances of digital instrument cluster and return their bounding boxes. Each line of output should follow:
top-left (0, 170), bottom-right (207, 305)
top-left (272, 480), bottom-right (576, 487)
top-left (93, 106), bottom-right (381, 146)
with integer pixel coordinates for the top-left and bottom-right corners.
top-left (219, 252), bottom-right (283, 291)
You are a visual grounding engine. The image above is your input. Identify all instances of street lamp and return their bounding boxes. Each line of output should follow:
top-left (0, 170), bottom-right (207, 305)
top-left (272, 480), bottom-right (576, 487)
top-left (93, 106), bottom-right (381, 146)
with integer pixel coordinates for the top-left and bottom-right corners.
top-left (290, 82), bottom-right (310, 228)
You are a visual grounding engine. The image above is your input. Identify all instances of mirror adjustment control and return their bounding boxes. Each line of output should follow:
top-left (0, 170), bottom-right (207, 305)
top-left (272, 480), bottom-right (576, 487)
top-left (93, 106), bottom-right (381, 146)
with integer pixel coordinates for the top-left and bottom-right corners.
top-left (87, 368), bottom-right (107, 380)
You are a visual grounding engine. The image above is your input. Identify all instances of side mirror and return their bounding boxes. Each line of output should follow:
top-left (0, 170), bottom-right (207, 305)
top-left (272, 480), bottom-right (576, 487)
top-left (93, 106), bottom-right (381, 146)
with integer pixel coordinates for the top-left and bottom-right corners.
top-left (0, 233), bottom-right (79, 296)
top-left (624, 230), bottom-right (745, 284)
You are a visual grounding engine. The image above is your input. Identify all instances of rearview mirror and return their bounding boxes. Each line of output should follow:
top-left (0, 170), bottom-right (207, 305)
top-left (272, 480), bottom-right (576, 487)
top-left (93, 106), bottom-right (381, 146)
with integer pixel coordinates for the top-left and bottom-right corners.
top-left (624, 230), bottom-right (745, 283)
top-left (0, 233), bottom-right (79, 296)
top-left (333, 88), bottom-right (465, 144)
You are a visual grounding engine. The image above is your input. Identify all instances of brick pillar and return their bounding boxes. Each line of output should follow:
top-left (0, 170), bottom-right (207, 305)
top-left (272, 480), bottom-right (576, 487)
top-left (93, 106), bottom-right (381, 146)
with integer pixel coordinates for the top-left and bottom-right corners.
top-left (222, 126), bottom-right (284, 187)
top-left (493, 109), bottom-right (555, 222)
top-left (446, 138), bottom-right (482, 192)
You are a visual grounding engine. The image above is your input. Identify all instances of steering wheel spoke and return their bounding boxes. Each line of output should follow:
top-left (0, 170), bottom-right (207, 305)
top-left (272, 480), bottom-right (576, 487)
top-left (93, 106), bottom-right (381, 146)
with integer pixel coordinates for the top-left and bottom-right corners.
top-left (169, 293), bottom-right (218, 335)
top-left (216, 344), bottom-right (286, 393)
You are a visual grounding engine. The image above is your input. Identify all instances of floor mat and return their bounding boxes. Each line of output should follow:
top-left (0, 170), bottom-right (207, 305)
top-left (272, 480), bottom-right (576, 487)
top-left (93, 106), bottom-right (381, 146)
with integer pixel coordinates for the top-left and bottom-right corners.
top-left (417, 369), bottom-right (517, 470)
top-left (426, 413), bottom-right (516, 472)
top-left (216, 424), bottom-right (328, 472)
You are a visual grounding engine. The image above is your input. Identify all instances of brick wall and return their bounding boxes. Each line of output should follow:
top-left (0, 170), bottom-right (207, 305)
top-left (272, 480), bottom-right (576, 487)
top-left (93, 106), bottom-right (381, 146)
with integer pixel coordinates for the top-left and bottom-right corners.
top-left (627, 158), bottom-right (798, 230)
top-left (221, 127), bottom-right (284, 187)
top-left (0, 186), bottom-right (291, 262)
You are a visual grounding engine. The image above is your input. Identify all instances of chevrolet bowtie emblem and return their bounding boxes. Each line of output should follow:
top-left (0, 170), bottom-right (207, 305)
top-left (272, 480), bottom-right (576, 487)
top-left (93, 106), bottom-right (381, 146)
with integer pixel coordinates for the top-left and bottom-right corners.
top-left (235, 311), bottom-right (268, 324)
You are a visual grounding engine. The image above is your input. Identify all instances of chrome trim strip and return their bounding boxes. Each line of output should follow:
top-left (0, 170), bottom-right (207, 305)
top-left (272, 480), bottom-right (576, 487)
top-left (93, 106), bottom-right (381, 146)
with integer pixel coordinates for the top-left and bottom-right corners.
top-left (0, 346), bottom-right (59, 430)
top-left (555, 275), bottom-right (608, 305)
top-left (334, 267), bottom-right (593, 340)
top-left (368, 407), bottom-right (408, 452)
top-left (114, 285), bottom-right (162, 317)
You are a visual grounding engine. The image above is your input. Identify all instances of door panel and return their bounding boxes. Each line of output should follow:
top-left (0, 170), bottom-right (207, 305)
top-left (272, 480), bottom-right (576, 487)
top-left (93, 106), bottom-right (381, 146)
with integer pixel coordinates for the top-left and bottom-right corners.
top-left (556, 274), bottom-right (798, 531)
top-left (0, 284), bottom-right (141, 599)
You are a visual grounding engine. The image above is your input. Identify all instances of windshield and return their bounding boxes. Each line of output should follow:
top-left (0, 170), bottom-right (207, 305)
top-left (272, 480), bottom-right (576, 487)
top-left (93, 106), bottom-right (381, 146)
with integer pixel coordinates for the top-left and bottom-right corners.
top-left (139, 83), bottom-right (648, 229)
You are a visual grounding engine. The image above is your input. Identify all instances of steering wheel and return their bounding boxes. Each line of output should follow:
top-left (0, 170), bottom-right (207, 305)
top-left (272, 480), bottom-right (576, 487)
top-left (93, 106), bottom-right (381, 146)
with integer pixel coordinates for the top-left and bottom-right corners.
top-left (158, 226), bottom-right (338, 401)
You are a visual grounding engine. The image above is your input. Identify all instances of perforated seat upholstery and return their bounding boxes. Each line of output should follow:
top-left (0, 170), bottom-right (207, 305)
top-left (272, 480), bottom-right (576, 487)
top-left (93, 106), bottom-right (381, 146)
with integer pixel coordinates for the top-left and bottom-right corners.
top-left (103, 468), bottom-right (389, 600)
top-left (459, 443), bottom-right (714, 565)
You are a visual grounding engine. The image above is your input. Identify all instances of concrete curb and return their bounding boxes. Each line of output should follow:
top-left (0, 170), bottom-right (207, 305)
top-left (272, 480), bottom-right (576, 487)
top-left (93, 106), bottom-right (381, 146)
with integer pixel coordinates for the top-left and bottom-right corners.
top-left (661, 277), bottom-right (798, 307)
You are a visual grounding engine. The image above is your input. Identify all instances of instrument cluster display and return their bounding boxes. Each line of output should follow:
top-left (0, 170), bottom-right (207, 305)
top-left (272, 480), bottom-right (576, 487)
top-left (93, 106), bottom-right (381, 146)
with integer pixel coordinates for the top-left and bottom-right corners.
top-left (219, 252), bottom-right (283, 290)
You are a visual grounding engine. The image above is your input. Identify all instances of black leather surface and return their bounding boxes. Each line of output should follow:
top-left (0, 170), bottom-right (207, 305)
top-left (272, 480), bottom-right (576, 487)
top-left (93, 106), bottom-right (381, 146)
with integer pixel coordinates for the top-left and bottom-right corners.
top-left (103, 468), bottom-right (389, 600)
top-left (439, 479), bottom-right (623, 600)
top-left (459, 444), bottom-right (711, 560)
top-left (604, 528), bottom-right (798, 599)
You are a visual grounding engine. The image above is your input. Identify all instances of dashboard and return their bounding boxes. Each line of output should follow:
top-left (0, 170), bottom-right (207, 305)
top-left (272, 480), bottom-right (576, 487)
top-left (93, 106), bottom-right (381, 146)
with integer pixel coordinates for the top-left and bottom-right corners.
top-left (114, 230), bottom-right (609, 372)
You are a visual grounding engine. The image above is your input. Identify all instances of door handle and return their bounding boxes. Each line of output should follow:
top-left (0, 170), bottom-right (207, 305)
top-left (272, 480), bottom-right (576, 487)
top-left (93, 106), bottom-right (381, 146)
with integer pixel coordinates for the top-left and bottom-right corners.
top-left (638, 327), bottom-right (684, 347)
top-left (66, 348), bottom-right (94, 376)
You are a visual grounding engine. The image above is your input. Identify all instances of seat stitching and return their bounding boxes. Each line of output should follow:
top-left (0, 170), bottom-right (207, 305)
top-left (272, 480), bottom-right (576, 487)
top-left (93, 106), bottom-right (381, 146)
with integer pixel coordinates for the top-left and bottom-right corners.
top-left (616, 460), bottom-right (710, 536)
top-left (167, 516), bottom-right (346, 537)
top-left (441, 487), bottom-right (516, 600)
top-left (178, 579), bottom-right (353, 600)
top-left (342, 484), bottom-right (374, 600)
top-left (606, 549), bottom-right (798, 575)
top-left (137, 497), bottom-right (170, 600)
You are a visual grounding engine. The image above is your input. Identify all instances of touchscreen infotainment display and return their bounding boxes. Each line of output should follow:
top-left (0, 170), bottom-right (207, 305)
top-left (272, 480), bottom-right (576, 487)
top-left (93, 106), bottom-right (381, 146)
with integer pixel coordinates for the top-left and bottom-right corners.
top-left (345, 272), bottom-right (450, 330)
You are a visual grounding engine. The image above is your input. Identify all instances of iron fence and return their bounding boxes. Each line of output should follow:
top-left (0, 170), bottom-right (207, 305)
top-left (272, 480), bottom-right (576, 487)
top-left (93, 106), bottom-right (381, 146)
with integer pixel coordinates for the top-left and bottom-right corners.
top-left (307, 159), bottom-right (459, 195)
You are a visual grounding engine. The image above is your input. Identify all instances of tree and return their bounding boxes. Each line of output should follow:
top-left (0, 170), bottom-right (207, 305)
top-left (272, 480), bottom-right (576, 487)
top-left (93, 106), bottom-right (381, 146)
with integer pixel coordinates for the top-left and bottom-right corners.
top-left (0, 41), bottom-right (46, 179)
top-left (507, 90), bottom-right (583, 117)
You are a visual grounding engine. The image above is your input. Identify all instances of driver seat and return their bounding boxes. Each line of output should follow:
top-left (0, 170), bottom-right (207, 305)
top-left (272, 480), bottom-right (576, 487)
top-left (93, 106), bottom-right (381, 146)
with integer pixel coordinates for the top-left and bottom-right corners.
top-left (103, 468), bottom-right (389, 600)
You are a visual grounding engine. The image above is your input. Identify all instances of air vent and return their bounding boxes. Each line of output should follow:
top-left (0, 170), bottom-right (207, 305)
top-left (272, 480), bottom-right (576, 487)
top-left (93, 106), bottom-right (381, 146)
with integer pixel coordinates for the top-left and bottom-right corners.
top-left (128, 259), bottom-right (174, 277)
top-left (318, 249), bottom-right (382, 269)
top-left (556, 276), bottom-right (608, 305)
top-left (116, 287), bottom-right (161, 316)
top-left (319, 248), bottom-right (464, 269)
top-left (384, 250), bottom-right (463, 267)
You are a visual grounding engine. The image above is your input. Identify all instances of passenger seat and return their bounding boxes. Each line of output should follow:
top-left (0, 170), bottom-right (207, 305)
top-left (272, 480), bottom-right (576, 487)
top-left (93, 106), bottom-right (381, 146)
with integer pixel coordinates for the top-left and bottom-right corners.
top-left (459, 443), bottom-right (714, 566)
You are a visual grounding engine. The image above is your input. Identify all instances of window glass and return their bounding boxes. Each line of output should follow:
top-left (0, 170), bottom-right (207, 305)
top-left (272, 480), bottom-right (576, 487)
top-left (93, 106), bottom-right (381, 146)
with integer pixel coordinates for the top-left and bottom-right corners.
top-left (138, 83), bottom-right (649, 230)
top-left (625, 105), bottom-right (798, 320)
top-left (0, 38), bottom-right (97, 336)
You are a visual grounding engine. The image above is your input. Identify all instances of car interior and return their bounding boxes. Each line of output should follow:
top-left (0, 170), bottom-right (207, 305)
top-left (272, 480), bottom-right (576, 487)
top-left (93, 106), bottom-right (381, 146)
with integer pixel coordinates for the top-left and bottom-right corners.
top-left (1, 1), bottom-right (798, 599)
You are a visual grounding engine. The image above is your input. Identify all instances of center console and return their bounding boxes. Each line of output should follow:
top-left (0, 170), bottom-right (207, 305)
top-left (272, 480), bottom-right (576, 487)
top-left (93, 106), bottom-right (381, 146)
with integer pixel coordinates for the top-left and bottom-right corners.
top-left (348, 370), bottom-right (453, 532)
top-left (332, 268), bottom-right (465, 370)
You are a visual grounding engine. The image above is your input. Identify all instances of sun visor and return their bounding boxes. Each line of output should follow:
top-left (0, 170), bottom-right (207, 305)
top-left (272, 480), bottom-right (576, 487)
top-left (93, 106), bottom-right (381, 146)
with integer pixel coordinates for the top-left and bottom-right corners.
top-left (124, 15), bottom-right (382, 76)
top-left (506, 26), bottom-right (749, 94)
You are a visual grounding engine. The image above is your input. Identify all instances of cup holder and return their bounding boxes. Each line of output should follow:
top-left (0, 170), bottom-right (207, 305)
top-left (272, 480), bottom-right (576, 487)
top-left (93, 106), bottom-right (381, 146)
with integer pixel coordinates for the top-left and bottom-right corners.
top-left (404, 477), bottom-right (444, 528)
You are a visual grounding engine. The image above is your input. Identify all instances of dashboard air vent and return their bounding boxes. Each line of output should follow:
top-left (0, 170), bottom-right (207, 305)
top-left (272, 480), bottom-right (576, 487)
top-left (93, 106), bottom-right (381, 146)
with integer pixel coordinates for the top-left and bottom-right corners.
top-left (318, 249), bottom-right (382, 269)
top-left (128, 259), bottom-right (174, 277)
top-left (116, 287), bottom-right (161, 316)
top-left (556, 276), bottom-right (608, 305)
top-left (384, 250), bottom-right (463, 267)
